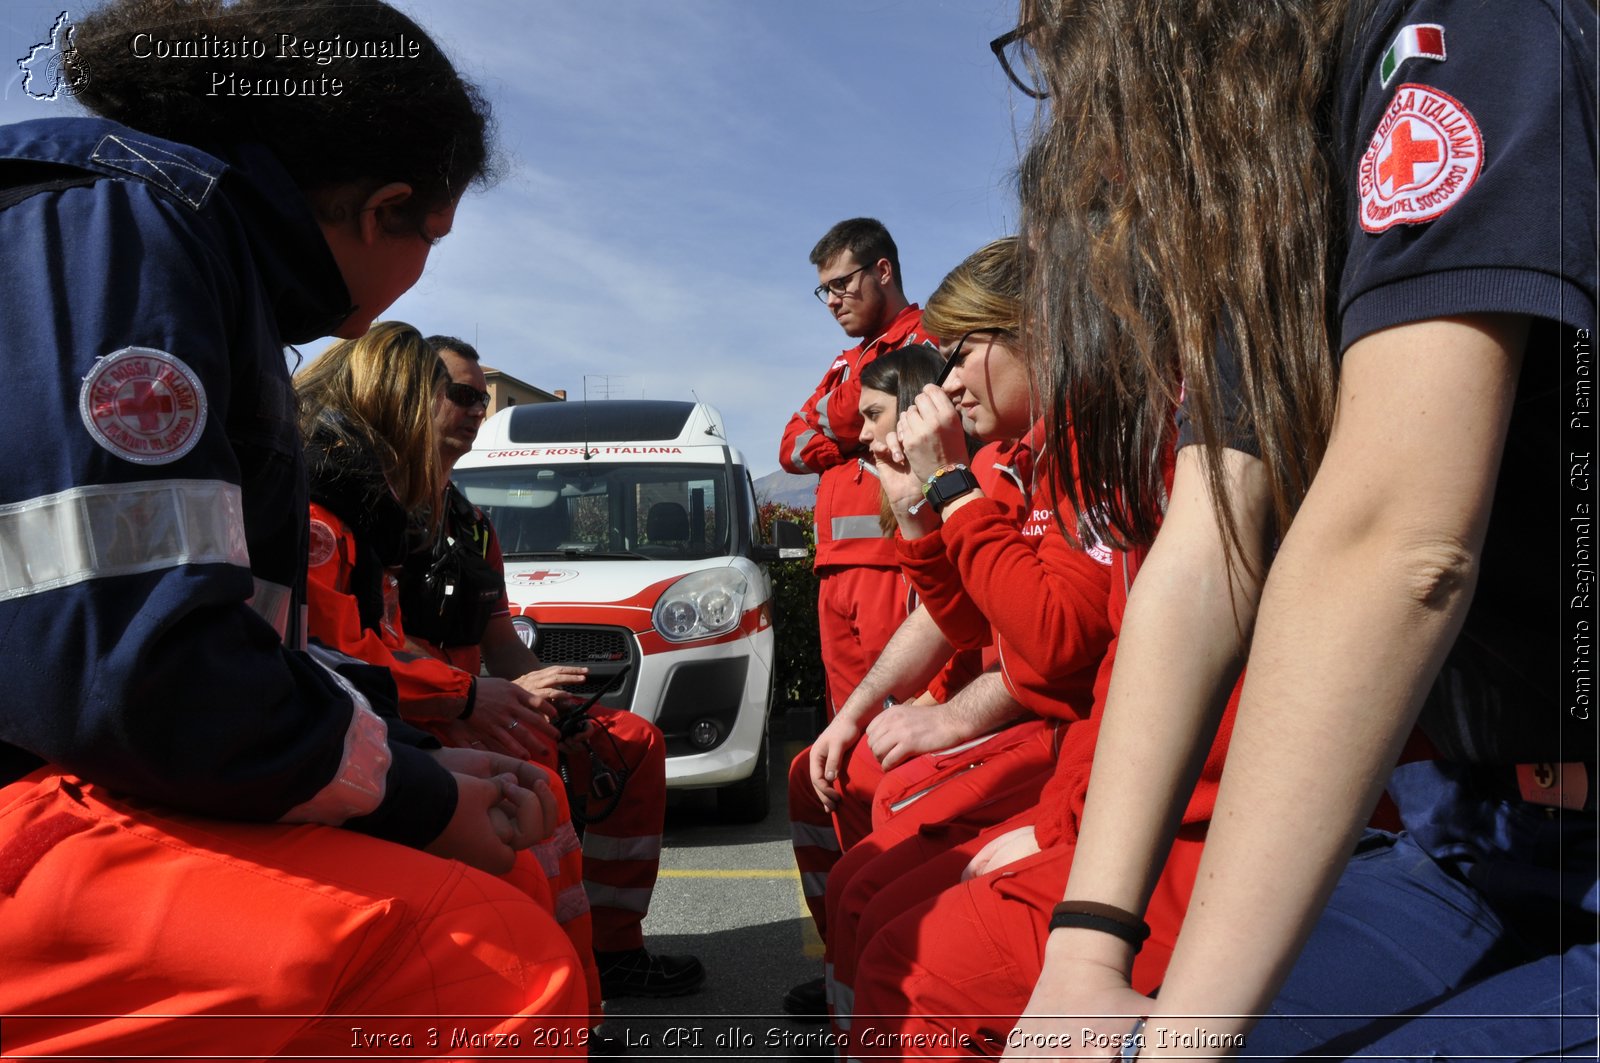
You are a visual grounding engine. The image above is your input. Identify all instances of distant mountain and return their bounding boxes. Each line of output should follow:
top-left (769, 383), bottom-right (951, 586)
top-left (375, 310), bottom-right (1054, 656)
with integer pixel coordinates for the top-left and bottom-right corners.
top-left (752, 469), bottom-right (818, 509)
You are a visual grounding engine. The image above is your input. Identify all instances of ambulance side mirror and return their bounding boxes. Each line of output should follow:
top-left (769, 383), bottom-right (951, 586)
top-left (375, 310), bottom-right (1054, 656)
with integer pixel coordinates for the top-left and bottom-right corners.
top-left (752, 519), bottom-right (808, 563)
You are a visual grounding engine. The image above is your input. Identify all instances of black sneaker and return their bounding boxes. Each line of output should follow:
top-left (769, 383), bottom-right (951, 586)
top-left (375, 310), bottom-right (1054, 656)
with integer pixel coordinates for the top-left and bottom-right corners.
top-left (781, 976), bottom-right (827, 1021)
top-left (595, 947), bottom-right (706, 999)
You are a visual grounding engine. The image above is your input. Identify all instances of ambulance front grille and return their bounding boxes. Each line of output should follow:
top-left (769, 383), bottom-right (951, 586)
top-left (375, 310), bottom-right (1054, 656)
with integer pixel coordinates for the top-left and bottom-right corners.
top-left (534, 625), bottom-right (636, 700)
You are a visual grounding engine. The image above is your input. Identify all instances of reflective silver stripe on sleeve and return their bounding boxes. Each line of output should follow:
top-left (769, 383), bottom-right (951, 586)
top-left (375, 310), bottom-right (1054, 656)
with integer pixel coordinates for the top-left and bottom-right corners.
top-left (816, 393), bottom-right (838, 442)
top-left (530, 837), bottom-right (564, 878)
top-left (831, 516), bottom-right (884, 540)
top-left (800, 870), bottom-right (829, 898)
top-left (584, 882), bottom-right (653, 914)
top-left (0, 479), bottom-right (249, 603)
top-left (788, 428), bottom-right (818, 471)
top-left (247, 577), bottom-right (292, 641)
top-left (279, 661), bottom-right (390, 824)
top-left (553, 820), bottom-right (582, 858)
top-left (582, 831), bottom-right (663, 863)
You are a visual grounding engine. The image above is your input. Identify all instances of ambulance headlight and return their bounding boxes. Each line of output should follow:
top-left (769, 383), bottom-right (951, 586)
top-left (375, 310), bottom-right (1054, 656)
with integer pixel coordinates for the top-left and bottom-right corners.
top-left (652, 569), bottom-right (747, 643)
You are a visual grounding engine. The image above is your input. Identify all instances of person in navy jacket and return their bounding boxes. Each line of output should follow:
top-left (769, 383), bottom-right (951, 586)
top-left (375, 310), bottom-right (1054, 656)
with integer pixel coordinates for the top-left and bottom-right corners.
top-left (0, 1), bottom-right (586, 1056)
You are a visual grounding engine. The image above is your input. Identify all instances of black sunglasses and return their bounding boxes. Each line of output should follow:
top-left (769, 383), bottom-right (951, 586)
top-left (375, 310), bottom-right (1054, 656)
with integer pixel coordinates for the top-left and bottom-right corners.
top-left (444, 382), bottom-right (490, 409)
top-left (935, 329), bottom-right (1001, 387)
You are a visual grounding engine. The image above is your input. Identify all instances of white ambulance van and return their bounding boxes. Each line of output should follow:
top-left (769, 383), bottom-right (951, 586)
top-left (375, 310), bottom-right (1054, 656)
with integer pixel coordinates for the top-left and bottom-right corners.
top-left (453, 400), bottom-right (805, 821)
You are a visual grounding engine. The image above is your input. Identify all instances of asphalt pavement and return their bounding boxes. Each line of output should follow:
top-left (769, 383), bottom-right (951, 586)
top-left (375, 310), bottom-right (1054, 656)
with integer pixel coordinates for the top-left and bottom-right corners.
top-left (603, 704), bottom-right (839, 1061)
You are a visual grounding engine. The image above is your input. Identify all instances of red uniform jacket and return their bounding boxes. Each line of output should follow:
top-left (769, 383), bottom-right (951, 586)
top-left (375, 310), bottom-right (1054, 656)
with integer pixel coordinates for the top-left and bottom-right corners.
top-left (897, 426), bottom-right (1115, 722)
top-left (305, 502), bottom-right (473, 716)
top-left (780, 304), bottom-right (934, 569)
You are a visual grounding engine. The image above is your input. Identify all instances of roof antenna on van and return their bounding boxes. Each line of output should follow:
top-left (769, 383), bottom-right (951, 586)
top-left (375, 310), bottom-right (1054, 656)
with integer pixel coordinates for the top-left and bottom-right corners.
top-left (691, 389), bottom-right (725, 439)
top-left (582, 375), bottom-right (596, 460)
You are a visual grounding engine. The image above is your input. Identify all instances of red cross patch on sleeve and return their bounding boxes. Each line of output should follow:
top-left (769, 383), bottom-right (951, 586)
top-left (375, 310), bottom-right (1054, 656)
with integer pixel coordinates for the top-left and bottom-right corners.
top-left (78, 347), bottom-right (208, 465)
top-left (1358, 84), bottom-right (1483, 233)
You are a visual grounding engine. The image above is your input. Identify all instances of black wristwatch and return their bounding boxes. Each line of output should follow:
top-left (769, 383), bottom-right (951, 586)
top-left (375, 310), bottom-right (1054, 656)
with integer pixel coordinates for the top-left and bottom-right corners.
top-left (923, 464), bottom-right (980, 514)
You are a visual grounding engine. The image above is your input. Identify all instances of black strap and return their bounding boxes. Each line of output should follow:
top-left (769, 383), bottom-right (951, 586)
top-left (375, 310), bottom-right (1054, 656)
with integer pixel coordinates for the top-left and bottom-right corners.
top-left (0, 162), bottom-right (101, 212)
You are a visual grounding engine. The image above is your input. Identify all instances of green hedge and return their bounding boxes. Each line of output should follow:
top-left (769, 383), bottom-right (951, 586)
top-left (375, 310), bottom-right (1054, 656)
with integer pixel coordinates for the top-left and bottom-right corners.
top-left (757, 500), bottom-right (823, 707)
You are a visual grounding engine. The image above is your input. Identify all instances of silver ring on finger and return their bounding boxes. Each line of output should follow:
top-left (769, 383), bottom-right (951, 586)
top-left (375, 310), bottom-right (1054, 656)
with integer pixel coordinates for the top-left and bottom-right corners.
top-left (507, 719), bottom-right (520, 731)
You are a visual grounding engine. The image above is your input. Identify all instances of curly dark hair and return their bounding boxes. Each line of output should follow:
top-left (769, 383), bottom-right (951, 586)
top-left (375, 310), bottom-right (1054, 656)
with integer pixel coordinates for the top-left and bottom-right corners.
top-left (67, 0), bottom-right (495, 230)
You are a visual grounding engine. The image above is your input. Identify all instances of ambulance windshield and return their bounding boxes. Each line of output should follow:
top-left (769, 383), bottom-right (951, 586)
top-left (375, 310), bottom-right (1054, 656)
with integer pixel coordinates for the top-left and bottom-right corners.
top-left (455, 463), bottom-right (734, 561)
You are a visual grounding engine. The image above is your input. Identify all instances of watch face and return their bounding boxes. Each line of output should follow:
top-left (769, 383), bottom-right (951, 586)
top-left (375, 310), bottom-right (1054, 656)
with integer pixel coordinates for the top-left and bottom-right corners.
top-left (928, 466), bottom-right (980, 513)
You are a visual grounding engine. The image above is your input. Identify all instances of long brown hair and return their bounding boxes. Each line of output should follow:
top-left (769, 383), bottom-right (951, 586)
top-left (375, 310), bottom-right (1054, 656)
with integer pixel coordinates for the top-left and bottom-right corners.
top-left (294, 321), bottom-right (445, 519)
top-left (1019, 0), bottom-right (1344, 552)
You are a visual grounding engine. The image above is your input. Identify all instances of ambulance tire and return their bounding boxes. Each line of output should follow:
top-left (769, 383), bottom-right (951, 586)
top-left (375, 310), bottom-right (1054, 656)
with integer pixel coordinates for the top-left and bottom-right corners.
top-left (716, 727), bottom-right (770, 824)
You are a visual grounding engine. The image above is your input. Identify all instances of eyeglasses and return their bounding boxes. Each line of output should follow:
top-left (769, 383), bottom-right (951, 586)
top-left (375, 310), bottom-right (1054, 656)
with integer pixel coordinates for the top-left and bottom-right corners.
top-left (990, 21), bottom-right (1047, 100)
top-left (935, 329), bottom-right (1001, 388)
top-left (444, 382), bottom-right (491, 409)
top-left (813, 264), bottom-right (871, 304)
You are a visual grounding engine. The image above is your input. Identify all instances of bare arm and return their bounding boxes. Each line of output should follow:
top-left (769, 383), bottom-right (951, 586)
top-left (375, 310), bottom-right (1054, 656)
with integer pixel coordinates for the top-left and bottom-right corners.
top-left (1007, 445), bottom-right (1273, 1051)
top-left (1138, 316), bottom-right (1525, 1051)
top-left (479, 613), bottom-right (540, 678)
top-left (810, 604), bottom-right (954, 809)
top-left (1007, 318), bottom-right (1524, 1060)
top-left (1057, 445), bottom-right (1271, 938)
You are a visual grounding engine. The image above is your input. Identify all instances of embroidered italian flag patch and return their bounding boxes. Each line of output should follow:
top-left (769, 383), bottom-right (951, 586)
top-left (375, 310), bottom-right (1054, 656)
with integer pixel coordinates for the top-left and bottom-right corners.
top-left (1379, 24), bottom-right (1446, 88)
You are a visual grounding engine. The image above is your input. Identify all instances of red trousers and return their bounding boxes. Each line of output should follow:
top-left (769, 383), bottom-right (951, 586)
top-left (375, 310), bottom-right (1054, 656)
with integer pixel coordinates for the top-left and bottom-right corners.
top-left (568, 705), bottom-right (667, 952)
top-left (433, 706), bottom-right (667, 972)
top-left (816, 564), bottom-right (909, 718)
top-left (0, 770), bottom-right (586, 1061)
top-left (519, 765), bottom-right (600, 1014)
top-left (825, 720), bottom-right (1059, 1028)
top-left (787, 736), bottom-right (886, 938)
top-left (849, 823), bottom-right (1208, 1058)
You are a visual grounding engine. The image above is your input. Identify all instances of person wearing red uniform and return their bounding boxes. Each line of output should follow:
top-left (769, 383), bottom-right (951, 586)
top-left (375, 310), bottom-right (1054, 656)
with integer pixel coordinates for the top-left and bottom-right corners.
top-left (784, 347), bottom-right (951, 962)
top-left (780, 218), bottom-right (935, 1016)
top-left (974, 3), bottom-right (1596, 1059)
top-left (814, 240), bottom-right (1118, 1039)
top-left (408, 336), bottom-right (704, 1000)
top-left (0, 3), bottom-right (584, 1057)
top-left (780, 216), bottom-right (936, 721)
top-left (295, 324), bottom-right (606, 1011)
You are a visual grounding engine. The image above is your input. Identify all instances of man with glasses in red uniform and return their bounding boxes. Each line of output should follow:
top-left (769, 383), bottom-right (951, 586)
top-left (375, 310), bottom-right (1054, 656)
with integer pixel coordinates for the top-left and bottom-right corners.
top-left (779, 218), bottom-right (933, 1018)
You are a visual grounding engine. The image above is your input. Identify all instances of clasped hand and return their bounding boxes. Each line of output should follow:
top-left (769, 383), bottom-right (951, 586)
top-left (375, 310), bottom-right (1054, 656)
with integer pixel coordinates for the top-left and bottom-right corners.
top-left (426, 746), bottom-right (560, 875)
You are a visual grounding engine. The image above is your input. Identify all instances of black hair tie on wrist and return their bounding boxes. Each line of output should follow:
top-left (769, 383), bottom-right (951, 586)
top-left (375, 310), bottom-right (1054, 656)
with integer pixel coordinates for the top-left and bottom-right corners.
top-left (457, 676), bottom-right (477, 720)
top-left (1048, 900), bottom-right (1151, 951)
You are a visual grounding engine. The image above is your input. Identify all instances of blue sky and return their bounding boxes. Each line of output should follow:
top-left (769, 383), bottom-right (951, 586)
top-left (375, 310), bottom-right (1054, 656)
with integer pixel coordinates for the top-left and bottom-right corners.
top-left (4, 0), bottom-right (1037, 478)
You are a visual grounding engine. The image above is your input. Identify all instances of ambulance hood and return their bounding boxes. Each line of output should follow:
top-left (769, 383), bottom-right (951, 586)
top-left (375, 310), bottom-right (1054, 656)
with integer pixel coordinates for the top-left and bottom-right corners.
top-left (501, 555), bottom-right (740, 612)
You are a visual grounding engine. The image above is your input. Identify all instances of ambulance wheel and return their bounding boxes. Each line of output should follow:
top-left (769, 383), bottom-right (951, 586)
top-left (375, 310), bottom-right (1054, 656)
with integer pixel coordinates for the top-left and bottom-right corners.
top-left (716, 729), bottom-right (770, 824)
